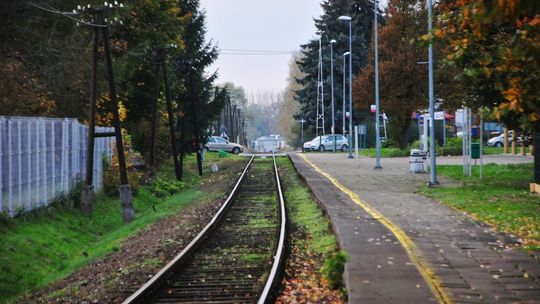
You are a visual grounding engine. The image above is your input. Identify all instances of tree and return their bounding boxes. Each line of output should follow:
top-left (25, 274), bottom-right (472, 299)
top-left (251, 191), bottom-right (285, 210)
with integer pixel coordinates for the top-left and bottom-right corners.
top-left (173, 0), bottom-right (223, 156)
top-left (277, 53), bottom-right (304, 148)
top-left (353, 0), bottom-right (428, 148)
top-left (436, 0), bottom-right (539, 183)
top-left (295, 0), bottom-right (376, 134)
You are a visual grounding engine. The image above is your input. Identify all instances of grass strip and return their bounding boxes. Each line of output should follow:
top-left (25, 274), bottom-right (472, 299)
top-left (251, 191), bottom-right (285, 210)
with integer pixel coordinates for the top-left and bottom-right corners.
top-left (276, 158), bottom-right (338, 260)
top-left (419, 163), bottom-right (539, 251)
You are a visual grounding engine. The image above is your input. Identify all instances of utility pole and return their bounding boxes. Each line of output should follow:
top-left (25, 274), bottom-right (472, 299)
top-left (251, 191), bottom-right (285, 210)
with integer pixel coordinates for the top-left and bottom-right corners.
top-left (188, 66), bottom-right (203, 176)
top-left (80, 5), bottom-right (134, 222)
top-left (315, 37), bottom-right (325, 139)
top-left (149, 47), bottom-right (181, 180)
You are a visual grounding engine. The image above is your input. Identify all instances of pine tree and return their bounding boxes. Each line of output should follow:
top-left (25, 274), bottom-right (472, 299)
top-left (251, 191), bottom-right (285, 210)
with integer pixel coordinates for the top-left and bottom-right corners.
top-left (173, 0), bottom-right (224, 152)
top-left (295, 0), bottom-right (376, 134)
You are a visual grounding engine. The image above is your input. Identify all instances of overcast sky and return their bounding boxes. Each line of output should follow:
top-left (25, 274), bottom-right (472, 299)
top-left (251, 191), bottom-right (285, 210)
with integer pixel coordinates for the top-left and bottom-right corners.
top-left (199, 0), bottom-right (388, 95)
top-left (199, 0), bottom-right (322, 94)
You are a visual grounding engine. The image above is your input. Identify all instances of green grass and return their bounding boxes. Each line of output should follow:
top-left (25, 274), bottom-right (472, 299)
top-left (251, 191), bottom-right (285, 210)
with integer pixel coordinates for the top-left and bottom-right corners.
top-left (483, 146), bottom-right (532, 155)
top-left (420, 163), bottom-right (540, 251)
top-left (277, 157), bottom-right (337, 254)
top-left (359, 147), bottom-right (409, 158)
top-left (0, 153), bottom-right (244, 303)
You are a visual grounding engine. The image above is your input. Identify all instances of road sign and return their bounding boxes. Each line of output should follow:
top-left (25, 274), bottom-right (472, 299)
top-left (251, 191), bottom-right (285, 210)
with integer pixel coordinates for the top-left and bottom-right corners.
top-left (370, 105), bottom-right (376, 113)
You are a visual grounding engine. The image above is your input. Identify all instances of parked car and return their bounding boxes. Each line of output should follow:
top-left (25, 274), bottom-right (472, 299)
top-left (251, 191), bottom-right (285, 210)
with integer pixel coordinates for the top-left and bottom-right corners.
top-left (204, 136), bottom-right (244, 154)
top-left (303, 135), bottom-right (349, 152)
top-left (487, 131), bottom-right (513, 147)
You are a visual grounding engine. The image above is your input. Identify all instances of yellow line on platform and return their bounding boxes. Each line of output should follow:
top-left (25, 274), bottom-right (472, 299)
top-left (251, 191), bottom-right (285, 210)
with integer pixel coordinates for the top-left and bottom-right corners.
top-left (299, 154), bottom-right (453, 304)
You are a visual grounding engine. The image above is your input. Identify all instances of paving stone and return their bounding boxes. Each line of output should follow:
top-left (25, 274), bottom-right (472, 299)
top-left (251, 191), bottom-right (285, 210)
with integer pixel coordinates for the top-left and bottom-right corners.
top-left (289, 153), bottom-right (540, 303)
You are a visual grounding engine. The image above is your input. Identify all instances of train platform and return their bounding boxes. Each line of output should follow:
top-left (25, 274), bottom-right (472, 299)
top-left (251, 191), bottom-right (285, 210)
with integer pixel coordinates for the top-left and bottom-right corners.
top-left (289, 152), bottom-right (539, 304)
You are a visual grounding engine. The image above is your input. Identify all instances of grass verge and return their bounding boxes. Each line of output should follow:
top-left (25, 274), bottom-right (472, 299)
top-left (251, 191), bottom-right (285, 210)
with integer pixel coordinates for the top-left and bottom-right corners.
top-left (277, 157), bottom-right (346, 291)
top-left (419, 163), bottom-right (539, 251)
top-left (0, 152), bottom-right (243, 303)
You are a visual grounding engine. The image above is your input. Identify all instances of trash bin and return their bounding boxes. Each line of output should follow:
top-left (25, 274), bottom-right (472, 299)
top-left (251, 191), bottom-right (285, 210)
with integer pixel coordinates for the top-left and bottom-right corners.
top-left (409, 149), bottom-right (427, 173)
top-left (471, 142), bottom-right (480, 159)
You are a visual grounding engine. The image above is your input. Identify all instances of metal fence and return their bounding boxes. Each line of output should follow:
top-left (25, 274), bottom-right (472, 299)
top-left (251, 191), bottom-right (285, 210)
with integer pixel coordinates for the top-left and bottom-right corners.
top-left (0, 116), bottom-right (114, 216)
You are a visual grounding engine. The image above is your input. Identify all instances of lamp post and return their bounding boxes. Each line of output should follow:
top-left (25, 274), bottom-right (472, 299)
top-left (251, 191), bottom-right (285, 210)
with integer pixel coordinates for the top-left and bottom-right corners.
top-left (300, 118), bottom-right (306, 153)
top-left (339, 15), bottom-right (353, 159)
top-left (342, 52), bottom-right (349, 137)
top-left (427, 0), bottom-right (438, 185)
top-left (330, 39), bottom-right (337, 152)
top-left (374, 0), bottom-right (382, 169)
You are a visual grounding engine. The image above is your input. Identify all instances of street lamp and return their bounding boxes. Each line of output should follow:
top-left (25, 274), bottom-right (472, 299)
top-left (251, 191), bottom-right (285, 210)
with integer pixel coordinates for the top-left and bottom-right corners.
top-left (342, 52), bottom-right (350, 138)
top-left (299, 118), bottom-right (306, 153)
top-left (330, 39), bottom-right (337, 152)
top-left (339, 15), bottom-right (353, 159)
top-left (427, 0), bottom-right (438, 185)
top-left (374, 0), bottom-right (382, 169)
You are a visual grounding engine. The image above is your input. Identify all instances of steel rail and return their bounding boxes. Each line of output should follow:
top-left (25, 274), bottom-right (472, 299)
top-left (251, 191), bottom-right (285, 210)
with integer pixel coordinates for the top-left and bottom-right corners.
top-left (257, 153), bottom-right (288, 303)
top-left (122, 155), bottom-right (255, 304)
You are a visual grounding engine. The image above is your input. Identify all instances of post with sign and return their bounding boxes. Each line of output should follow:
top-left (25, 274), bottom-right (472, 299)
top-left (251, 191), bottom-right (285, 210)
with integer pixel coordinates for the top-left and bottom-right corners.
top-left (359, 124), bottom-right (367, 149)
top-left (354, 125), bottom-right (359, 159)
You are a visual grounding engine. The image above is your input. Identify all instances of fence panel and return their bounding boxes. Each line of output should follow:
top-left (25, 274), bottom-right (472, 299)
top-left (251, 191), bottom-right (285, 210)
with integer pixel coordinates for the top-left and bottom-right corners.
top-left (0, 116), bottom-right (115, 216)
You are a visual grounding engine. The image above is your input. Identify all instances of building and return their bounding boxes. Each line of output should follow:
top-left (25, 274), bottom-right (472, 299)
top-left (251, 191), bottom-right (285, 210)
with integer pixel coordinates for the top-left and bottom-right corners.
top-left (252, 135), bottom-right (285, 153)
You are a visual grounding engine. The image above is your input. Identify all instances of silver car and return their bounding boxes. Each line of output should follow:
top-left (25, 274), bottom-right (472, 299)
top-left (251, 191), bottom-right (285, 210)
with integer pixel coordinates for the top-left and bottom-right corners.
top-left (303, 135), bottom-right (349, 152)
top-left (205, 136), bottom-right (244, 154)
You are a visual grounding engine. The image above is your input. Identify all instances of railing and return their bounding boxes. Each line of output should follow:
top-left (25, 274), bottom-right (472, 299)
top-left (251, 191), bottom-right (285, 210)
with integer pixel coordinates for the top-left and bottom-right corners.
top-left (0, 116), bottom-right (114, 216)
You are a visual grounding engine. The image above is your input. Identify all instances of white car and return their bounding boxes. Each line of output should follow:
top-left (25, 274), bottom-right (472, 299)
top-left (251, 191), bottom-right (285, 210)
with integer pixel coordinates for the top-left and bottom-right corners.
top-left (303, 135), bottom-right (349, 152)
top-left (487, 131), bottom-right (513, 147)
top-left (205, 136), bottom-right (244, 154)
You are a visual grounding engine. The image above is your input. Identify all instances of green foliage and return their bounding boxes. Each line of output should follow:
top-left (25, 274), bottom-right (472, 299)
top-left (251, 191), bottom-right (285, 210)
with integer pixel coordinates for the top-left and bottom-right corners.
top-left (439, 137), bottom-right (463, 156)
top-left (321, 250), bottom-right (349, 289)
top-left (102, 154), bottom-right (142, 196)
top-left (149, 178), bottom-right (186, 198)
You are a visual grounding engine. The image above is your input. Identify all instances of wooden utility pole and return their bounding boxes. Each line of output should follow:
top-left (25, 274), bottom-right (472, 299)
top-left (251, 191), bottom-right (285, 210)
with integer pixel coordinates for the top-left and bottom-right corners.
top-left (80, 6), bottom-right (134, 222)
top-left (149, 47), bottom-right (181, 180)
top-left (187, 66), bottom-right (203, 176)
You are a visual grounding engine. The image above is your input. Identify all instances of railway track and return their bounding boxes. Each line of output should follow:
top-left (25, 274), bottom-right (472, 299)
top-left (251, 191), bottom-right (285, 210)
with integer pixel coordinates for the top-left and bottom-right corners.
top-left (123, 155), bottom-right (287, 304)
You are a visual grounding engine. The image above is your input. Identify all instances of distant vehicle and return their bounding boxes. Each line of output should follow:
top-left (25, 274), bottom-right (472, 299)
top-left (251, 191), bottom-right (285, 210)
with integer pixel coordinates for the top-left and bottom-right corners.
top-left (205, 136), bottom-right (244, 154)
top-left (303, 135), bottom-right (349, 152)
top-left (487, 131), bottom-right (513, 147)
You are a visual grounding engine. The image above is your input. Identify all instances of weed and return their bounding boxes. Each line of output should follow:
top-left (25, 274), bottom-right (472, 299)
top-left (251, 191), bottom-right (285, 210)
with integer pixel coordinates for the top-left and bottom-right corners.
top-left (149, 178), bottom-right (186, 197)
top-left (321, 250), bottom-right (349, 289)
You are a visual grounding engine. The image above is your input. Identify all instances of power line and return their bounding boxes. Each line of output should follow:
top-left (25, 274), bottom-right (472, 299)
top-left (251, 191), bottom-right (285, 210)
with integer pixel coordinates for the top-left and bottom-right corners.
top-left (221, 48), bottom-right (294, 53)
top-left (220, 52), bottom-right (294, 56)
top-left (27, 2), bottom-right (108, 27)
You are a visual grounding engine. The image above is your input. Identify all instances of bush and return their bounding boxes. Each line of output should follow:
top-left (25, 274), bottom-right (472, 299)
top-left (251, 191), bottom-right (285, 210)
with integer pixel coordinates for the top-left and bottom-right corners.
top-left (440, 137), bottom-right (463, 156)
top-left (149, 178), bottom-right (186, 198)
top-left (387, 148), bottom-right (409, 157)
top-left (102, 153), bottom-right (142, 196)
top-left (322, 250), bottom-right (349, 289)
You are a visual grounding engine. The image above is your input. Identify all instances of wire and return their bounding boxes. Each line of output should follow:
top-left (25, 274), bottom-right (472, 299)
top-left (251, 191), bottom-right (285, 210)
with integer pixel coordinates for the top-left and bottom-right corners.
top-left (220, 52), bottom-right (294, 56)
top-left (27, 2), bottom-right (108, 28)
top-left (221, 48), bottom-right (294, 54)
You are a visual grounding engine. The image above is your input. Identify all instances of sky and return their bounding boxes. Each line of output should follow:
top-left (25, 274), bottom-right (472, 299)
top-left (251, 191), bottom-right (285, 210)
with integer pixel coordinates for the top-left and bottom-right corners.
top-left (199, 0), bottom-right (388, 95)
top-left (199, 0), bottom-right (323, 95)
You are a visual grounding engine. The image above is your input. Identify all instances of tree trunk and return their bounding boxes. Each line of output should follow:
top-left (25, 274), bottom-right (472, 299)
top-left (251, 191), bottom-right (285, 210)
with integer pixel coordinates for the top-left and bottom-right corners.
top-left (398, 116), bottom-right (412, 149)
top-left (534, 128), bottom-right (539, 184)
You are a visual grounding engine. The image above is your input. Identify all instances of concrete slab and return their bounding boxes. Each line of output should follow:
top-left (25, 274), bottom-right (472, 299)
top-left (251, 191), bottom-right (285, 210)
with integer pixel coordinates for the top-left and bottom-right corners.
top-left (289, 152), bottom-right (539, 304)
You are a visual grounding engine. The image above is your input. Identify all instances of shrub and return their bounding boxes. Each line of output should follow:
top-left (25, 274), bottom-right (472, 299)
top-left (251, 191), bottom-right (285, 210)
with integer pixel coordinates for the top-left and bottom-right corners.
top-left (322, 250), bottom-right (349, 289)
top-left (387, 148), bottom-right (409, 157)
top-left (149, 178), bottom-right (186, 198)
top-left (102, 153), bottom-right (142, 196)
